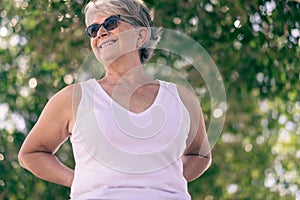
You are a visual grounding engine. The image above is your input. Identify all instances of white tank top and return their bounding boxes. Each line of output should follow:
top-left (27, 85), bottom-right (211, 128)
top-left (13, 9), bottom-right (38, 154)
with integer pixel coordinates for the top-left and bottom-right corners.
top-left (70, 79), bottom-right (191, 200)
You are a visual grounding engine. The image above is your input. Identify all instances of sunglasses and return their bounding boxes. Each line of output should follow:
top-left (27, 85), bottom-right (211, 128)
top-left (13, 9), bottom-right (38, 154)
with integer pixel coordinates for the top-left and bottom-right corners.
top-left (86, 15), bottom-right (137, 38)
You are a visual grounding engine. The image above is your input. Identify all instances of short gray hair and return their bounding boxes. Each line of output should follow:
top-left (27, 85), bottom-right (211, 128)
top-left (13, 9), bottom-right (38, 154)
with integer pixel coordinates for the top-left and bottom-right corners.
top-left (84, 0), bottom-right (161, 64)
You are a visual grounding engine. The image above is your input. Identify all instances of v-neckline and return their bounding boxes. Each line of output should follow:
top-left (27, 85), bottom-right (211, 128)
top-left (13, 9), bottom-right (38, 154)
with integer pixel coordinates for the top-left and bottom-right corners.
top-left (92, 79), bottom-right (162, 116)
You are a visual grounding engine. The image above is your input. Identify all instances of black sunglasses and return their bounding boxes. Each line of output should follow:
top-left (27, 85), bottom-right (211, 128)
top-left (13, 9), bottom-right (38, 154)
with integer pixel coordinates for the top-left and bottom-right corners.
top-left (86, 15), bottom-right (136, 38)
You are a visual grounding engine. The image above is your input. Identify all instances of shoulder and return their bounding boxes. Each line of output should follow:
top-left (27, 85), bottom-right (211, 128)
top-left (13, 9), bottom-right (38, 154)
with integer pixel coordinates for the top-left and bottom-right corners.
top-left (176, 84), bottom-right (200, 112)
top-left (49, 84), bottom-right (81, 104)
top-left (158, 80), bottom-right (200, 113)
top-left (41, 84), bottom-right (82, 133)
top-left (46, 83), bottom-right (82, 115)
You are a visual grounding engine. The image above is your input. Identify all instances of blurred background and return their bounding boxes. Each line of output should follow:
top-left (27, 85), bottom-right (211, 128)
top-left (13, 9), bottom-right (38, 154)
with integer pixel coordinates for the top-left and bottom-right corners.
top-left (0, 0), bottom-right (300, 199)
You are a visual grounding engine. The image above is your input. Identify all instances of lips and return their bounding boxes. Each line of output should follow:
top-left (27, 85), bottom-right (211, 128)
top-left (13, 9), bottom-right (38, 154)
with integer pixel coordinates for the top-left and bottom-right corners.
top-left (99, 39), bottom-right (118, 49)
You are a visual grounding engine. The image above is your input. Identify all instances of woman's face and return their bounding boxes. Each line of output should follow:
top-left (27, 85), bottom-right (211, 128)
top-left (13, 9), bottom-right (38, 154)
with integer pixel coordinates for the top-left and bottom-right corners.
top-left (89, 13), bottom-right (140, 66)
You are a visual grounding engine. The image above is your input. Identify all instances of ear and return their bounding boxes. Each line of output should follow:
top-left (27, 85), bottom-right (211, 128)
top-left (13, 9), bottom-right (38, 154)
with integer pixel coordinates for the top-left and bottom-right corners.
top-left (136, 27), bottom-right (149, 48)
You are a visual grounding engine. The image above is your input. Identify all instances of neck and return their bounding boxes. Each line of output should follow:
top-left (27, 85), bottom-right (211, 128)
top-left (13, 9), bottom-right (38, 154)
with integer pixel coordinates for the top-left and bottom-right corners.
top-left (103, 66), bottom-right (152, 85)
top-left (101, 53), bottom-right (152, 85)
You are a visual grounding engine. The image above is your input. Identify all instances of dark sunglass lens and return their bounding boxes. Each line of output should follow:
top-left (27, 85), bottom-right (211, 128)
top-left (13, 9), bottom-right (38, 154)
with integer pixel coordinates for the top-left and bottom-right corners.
top-left (86, 16), bottom-right (120, 38)
top-left (87, 24), bottom-right (101, 38)
top-left (103, 16), bottom-right (119, 30)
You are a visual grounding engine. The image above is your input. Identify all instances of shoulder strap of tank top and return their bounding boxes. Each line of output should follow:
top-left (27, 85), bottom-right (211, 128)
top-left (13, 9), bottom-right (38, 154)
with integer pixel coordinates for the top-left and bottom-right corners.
top-left (158, 80), bottom-right (182, 103)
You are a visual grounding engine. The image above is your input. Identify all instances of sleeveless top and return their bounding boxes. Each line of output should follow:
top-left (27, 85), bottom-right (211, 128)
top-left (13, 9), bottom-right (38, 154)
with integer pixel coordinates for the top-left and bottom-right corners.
top-left (70, 79), bottom-right (191, 200)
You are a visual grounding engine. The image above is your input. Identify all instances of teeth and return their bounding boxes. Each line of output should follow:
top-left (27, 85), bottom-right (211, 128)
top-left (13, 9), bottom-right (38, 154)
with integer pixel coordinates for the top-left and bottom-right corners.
top-left (100, 40), bottom-right (116, 48)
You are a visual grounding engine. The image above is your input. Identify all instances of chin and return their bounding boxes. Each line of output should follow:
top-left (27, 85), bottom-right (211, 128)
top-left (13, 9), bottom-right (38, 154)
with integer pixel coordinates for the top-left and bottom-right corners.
top-left (93, 49), bottom-right (118, 65)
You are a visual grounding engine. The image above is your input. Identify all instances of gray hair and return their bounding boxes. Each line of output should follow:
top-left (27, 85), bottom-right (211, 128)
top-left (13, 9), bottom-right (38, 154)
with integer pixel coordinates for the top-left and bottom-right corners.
top-left (84, 0), bottom-right (161, 64)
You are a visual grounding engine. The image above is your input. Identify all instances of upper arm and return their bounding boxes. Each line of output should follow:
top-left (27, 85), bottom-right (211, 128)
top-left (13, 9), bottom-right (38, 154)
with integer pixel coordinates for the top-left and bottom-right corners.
top-left (177, 85), bottom-right (211, 158)
top-left (19, 84), bottom-right (77, 155)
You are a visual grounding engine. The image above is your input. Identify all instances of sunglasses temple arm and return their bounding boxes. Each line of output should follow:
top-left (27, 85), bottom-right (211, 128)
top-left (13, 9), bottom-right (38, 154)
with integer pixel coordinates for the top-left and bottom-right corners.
top-left (119, 16), bottom-right (138, 27)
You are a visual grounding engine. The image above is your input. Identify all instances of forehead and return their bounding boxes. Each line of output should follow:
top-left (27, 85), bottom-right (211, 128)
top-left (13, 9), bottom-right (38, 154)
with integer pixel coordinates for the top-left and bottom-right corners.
top-left (92, 14), bottom-right (111, 24)
top-left (86, 9), bottom-right (116, 26)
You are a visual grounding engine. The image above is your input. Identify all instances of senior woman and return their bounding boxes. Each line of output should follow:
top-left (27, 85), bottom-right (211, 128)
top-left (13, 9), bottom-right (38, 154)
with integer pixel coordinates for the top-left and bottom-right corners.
top-left (18, 0), bottom-right (211, 199)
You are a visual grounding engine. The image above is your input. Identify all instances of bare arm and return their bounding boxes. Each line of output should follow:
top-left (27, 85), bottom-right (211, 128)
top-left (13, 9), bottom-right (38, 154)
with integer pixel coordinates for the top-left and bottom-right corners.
top-left (178, 86), bottom-right (212, 182)
top-left (182, 106), bottom-right (211, 182)
top-left (18, 85), bottom-right (78, 187)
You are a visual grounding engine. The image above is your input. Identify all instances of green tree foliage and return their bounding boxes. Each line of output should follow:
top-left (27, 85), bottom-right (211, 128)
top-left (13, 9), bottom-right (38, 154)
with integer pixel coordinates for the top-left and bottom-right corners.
top-left (0, 0), bottom-right (299, 199)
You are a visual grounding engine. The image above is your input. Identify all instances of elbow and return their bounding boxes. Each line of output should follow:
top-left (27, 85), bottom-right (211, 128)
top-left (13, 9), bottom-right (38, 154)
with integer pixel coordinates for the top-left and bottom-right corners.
top-left (18, 147), bottom-right (32, 169)
top-left (205, 152), bottom-right (212, 169)
top-left (18, 150), bottom-right (26, 169)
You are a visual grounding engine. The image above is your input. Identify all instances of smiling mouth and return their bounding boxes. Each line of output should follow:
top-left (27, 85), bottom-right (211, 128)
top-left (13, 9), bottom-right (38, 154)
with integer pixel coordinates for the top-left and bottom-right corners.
top-left (99, 39), bottom-right (118, 49)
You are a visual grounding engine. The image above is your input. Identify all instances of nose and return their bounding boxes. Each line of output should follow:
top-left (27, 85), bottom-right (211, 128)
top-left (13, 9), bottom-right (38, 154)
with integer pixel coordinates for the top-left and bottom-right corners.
top-left (97, 26), bottom-right (109, 38)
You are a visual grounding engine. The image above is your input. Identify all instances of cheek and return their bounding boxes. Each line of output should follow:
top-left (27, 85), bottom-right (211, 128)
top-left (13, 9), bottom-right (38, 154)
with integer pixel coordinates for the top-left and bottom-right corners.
top-left (91, 39), bottom-right (100, 59)
top-left (91, 39), bottom-right (97, 48)
top-left (120, 35), bottom-right (138, 51)
top-left (117, 30), bottom-right (138, 48)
